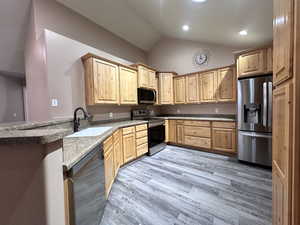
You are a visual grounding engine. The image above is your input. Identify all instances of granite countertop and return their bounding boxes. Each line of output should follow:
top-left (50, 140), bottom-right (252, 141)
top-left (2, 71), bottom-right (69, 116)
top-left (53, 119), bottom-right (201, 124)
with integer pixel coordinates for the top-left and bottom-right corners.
top-left (63, 120), bottom-right (148, 171)
top-left (0, 128), bottom-right (72, 144)
top-left (0, 118), bottom-right (72, 131)
top-left (153, 114), bottom-right (236, 122)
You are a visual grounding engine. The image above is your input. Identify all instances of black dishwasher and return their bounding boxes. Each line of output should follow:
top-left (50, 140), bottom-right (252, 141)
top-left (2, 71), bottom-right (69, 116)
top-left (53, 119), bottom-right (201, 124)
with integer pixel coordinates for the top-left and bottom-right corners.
top-left (67, 145), bottom-right (106, 225)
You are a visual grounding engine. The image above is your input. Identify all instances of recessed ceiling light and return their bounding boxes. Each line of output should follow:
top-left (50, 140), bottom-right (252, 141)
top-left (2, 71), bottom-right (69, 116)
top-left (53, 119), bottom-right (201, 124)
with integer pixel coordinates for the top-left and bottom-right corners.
top-left (192, 0), bottom-right (207, 3)
top-left (239, 30), bottom-right (248, 36)
top-left (182, 25), bottom-right (190, 31)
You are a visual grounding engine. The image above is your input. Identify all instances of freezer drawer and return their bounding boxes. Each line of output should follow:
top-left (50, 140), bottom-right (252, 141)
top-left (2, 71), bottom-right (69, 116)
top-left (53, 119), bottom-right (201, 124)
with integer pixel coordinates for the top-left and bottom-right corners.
top-left (238, 131), bottom-right (272, 166)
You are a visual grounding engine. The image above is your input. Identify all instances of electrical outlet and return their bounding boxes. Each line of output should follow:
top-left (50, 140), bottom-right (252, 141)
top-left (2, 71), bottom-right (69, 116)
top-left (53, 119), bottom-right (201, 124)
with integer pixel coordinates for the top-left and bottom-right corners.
top-left (13, 113), bottom-right (17, 117)
top-left (215, 108), bottom-right (219, 113)
top-left (51, 99), bottom-right (58, 107)
top-left (109, 112), bottom-right (113, 118)
top-left (177, 109), bottom-right (180, 113)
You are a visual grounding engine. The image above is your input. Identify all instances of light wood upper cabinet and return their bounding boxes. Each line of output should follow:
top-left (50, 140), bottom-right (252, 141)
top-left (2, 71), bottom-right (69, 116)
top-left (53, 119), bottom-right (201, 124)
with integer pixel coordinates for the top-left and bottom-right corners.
top-left (186, 74), bottom-right (199, 104)
top-left (200, 70), bottom-right (217, 102)
top-left (272, 82), bottom-right (293, 225)
top-left (83, 57), bottom-right (119, 105)
top-left (148, 70), bottom-right (157, 89)
top-left (273, 0), bottom-right (293, 86)
top-left (217, 67), bottom-right (236, 102)
top-left (137, 65), bottom-right (149, 88)
top-left (174, 76), bottom-right (186, 104)
top-left (119, 66), bottom-right (138, 105)
top-left (266, 47), bottom-right (273, 74)
top-left (237, 49), bottom-right (266, 78)
top-left (159, 72), bottom-right (174, 105)
top-left (122, 128), bottom-right (136, 163)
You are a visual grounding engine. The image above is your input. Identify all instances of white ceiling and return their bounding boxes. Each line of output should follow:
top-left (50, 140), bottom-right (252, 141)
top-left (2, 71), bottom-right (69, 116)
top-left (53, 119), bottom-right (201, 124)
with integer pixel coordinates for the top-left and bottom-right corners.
top-left (57, 0), bottom-right (273, 51)
top-left (0, 0), bottom-right (31, 76)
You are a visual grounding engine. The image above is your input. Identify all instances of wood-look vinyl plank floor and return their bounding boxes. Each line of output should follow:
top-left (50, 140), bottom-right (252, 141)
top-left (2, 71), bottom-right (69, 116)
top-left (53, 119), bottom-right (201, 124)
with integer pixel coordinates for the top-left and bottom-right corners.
top-left (100, 145), bottom-right (272, 225)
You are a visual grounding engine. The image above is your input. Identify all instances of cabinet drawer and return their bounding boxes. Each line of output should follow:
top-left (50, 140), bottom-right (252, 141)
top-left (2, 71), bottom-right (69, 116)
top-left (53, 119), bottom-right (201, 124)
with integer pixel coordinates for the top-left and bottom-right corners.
top-left (136, 130), bottom-right (148, 138)
top-left (136, 136), bottom-right (148, 146)
top-left (136, 143), bottom-right (148, 157)
top-left (212, 122), bottom-right (236, 129)
top-left (103, 135), bottom-right (113, 152)
top-left (184, 126), bottom-right (211, 138)
top-left (123, 126), bottom-right (135, 135)
top-left (176, 120), bottom-right (184, 124)
top-left (184, 136), bottom-right (211, 149)
top-left (136, 124), bottom-right (147, 131)
top-left (183, 120), bottom-right (211, 127)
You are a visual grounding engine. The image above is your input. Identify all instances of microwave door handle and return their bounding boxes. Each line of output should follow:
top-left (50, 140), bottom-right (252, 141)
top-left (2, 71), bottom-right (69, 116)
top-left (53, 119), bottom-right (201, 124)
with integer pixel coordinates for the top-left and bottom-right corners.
top-left (263, 82), bottom-right (267, 127)
top-left (268, 82), bottom-right (272, 129)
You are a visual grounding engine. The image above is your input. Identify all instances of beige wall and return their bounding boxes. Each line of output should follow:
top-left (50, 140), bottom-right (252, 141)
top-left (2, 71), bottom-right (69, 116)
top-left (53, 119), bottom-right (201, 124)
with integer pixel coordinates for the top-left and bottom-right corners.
top-left (33, 0), bottom-right (147, 64)
top-left (45, 30), bottom-right (140, 120)
top-left (148, 37), bottom-right (236, 75)
top-left (0, 74), bottom-right (25, 123)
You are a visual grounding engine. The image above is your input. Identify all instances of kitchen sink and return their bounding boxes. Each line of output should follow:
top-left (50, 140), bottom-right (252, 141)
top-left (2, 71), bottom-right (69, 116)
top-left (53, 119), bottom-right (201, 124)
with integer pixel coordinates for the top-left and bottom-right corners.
top-left (66, 127), bottom-right (112, 138)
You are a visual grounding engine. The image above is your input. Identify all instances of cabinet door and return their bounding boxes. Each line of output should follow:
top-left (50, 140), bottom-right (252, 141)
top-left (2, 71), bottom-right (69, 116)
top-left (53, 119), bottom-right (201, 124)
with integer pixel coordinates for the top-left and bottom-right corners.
top-left (200, 71), bottom-right (217, 102)
top-left (148, 70), bottom-right (157, 89)
top-left (217, 67), bottom-right (236, 102)
top-left (212, 128), bottom-right (236, 153)
top-left (104, 145), bottom-right (114, 198)
top-left (167, 120), bottom-right (176, 143)
top-left (138, 66), bottom-right (149, 88)
top-left (113, 132), bottom-right (123, 175)
top-left (174, 76), bottom-right (186, 104)
top-left (186, 74), bottom-right (199, 103)
top-left (159, 73), bottom-right (174, 104)
top-left (237, 49), bottom-right (266, 78)
top-left (155, 76), bottom-right (160, 105)
top-left (176, 124), bottom-right (184, 144)
top-left (119, 66), bottom-right (138, 105)
top-left (273, 0), bottom-right (293, 86)
top-left (272, 82), bottom-right (293, 225)
top-left (93, 59), bottom-right (119, 104)
top-left (123, 132), bottom-right (136, 163)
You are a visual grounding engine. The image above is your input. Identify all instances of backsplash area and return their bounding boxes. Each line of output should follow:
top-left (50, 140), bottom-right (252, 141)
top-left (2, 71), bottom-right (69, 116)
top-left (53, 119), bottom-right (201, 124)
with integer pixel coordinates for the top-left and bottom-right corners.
top-left (159, 103), bottom-right (236, 115)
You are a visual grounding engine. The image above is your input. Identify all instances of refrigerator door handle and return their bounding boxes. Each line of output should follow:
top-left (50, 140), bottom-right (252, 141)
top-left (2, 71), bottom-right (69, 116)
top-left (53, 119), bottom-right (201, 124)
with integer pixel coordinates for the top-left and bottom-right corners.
top-left (268, 82), bottom-right (272, 129)
top-left (263, 82), bottom-right (268, 127)
top-left (239, 131), bottom-right (272, 139)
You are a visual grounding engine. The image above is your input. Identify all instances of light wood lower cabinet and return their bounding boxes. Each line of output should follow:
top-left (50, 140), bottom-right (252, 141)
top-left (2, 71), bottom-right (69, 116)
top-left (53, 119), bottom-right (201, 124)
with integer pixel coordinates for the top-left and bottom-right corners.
top-left (166, 119), bottom-right (236, 154)
top-left (104, 136), bottom-right (115, 198)
top-left (212, 128), bottom-right (236, 153)
top-left (136, 124), bottom-right (148, 157)
top-left (113, 130), bottom-right (123, 175)
top-left (122, 129), bottom-right (136, 163)
top-left (272, 82), bottom-right (293, 225)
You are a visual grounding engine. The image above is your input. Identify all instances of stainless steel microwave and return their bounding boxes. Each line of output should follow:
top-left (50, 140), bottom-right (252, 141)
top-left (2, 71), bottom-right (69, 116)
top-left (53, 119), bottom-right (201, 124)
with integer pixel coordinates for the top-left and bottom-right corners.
top-left (138, 88), bottom-right (156, 104)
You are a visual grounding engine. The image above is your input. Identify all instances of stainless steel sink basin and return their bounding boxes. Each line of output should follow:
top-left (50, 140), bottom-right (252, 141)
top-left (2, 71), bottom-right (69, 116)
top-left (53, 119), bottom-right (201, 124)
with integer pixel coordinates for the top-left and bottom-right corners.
top-left (66, 127), bottom-right (112, 138)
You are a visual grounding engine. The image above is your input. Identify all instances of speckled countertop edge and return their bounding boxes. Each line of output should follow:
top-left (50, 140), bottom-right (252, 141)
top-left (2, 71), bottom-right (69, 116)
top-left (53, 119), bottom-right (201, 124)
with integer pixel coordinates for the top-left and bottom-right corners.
top-left (0, 118), bottom-right (73, 131)
top-left (0, 128), bottom-right (73, 145)
top-left (63, 120), bottom-right (148, 171)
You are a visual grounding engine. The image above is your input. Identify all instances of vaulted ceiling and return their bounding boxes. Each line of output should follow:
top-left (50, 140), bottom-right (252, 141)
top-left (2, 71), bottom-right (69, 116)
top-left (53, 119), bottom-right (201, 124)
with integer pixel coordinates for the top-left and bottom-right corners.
top-left (57, 0), bottom-right (273, 51)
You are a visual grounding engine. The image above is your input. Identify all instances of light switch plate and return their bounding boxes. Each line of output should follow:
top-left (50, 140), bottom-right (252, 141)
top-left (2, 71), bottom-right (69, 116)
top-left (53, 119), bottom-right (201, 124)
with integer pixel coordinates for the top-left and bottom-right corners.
top-left (109, 112), bottom-right (113, 118)
top-left (51, 99), bottom-right (58, 107)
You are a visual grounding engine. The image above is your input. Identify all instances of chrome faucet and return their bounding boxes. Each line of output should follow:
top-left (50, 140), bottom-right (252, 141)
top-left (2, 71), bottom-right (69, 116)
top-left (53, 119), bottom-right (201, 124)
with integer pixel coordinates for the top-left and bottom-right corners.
top-left (73, 107), bottom-right (92, 132)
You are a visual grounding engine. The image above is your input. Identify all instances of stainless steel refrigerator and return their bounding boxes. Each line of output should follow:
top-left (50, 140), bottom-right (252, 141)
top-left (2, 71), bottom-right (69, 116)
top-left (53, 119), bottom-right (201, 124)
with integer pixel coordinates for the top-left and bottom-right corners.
top-left (237, 75), bottom-right (272, 167)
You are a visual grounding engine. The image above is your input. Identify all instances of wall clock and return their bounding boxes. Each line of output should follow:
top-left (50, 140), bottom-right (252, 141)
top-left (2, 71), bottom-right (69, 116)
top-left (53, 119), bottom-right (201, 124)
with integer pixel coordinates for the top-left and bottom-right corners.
top-left (194, 49), bottom-right (210, 66)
